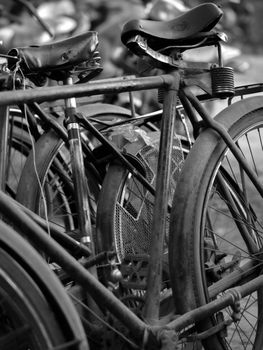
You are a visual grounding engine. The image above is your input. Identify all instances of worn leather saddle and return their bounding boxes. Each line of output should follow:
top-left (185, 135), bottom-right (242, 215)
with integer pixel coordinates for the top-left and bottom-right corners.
top-left (121, 3), bottom-right (223, 54)
top-left (7, 31), bottom-right (99, 81)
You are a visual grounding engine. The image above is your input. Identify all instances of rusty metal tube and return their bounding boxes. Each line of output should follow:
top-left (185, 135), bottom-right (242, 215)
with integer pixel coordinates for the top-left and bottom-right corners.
top-left (161, 274), bottom-right (263, 333)
top-left (143, 72), bottom-right (180, 324)
top-left (0, 74), bottom-right (174, 106)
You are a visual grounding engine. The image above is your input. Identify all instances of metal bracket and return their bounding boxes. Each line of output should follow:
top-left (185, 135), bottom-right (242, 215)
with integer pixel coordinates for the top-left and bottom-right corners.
top-left (227, 288), bottom-right (242, 322)
top-left (130, 35), bottom-right (181, 68)
top-left (157, 329), bottom-right (180, 350)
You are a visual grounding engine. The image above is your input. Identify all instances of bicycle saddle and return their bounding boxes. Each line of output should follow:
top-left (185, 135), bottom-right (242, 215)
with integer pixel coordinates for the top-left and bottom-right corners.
top-left (121, 3), bottom-right (223, 51)
top-left (7, 31), bottom-right (99, 81)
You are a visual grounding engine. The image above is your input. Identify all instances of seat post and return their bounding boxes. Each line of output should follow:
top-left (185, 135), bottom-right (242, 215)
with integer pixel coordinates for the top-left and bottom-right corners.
top-left (64, 76), bottom-right (77, 110)
top-left (63, 76), bottom-right (94, 250)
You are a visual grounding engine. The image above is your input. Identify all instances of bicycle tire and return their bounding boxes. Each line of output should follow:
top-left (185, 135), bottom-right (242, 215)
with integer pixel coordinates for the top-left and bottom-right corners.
top-left (169, 96), bottom-right (263, 349)
top-left (16, 128), bottom-right (81, 228)
top-left (0, 219), bottom-right (88, 350)
top-left (96, 130), bottom-right (184, 314)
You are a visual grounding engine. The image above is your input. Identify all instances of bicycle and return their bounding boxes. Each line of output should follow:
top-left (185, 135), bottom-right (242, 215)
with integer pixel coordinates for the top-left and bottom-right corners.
top-left (0, 2), bottom-right (263, 349)
top-left (96, 3), bottom-right (263, 349)
top-left (90, 3), bottom-right (263, 349)
top-left (0, 22), bottom-right (148, 202)
top-left (0, 23), bottom-right (163, 237)
top-left (0, 0), bottom-right (156, 204)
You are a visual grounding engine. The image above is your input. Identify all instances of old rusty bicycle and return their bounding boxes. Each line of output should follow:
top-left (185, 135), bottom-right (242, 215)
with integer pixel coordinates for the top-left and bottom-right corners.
top-left (0, 2), bottom-right (263, 349)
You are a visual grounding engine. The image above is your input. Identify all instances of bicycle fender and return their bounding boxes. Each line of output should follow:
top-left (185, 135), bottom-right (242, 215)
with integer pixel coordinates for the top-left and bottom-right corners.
top-left (214, 95), bottom-right (263, 129)
top-left (173, 95), bottom-right (263, 209)
top-left (77, 103), bottom-right (136, 119)
top-left (189, 95), bottom-right (263, 169)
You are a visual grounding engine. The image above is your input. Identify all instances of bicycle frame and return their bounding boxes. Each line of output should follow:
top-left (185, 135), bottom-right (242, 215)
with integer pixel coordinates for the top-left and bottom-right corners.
top-left (1, 186), bottom-right (263, 347)
top-left (1, 70), bottom-right (263, 347)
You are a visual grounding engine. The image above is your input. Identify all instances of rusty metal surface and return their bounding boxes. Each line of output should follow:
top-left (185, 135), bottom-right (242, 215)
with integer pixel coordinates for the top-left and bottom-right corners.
top-left (0, 74), bottom-right (174, 106)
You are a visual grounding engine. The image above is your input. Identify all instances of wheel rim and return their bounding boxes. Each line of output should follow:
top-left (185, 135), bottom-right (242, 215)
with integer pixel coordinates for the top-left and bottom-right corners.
top-left (0, 249), bottom-right (60, 349)
top-left (200, 121), bottom-right (263, 349)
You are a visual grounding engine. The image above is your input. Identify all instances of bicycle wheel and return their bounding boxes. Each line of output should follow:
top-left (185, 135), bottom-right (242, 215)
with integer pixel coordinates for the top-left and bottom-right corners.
top-left (96, 129), bottom-right (185, 315)
top-left (0, 219), bottom-right (88, 350)
top-left (16, 128), bottom-right (99, 233)
top-left (169, 96), bottom-right (263, 349)
top-left (16, 110), bottom-right (133, 233)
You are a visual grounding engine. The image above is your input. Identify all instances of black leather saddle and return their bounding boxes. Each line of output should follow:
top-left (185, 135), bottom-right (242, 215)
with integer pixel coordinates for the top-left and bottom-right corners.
top-left (7, 31), bottom-right (99, 81)
top-left (121, 3), bottom-right (223, 53)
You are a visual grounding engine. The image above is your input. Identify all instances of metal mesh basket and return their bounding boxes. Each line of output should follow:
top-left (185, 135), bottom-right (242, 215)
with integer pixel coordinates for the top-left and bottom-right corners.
top-left (114, 133), bottom-right (184, 262)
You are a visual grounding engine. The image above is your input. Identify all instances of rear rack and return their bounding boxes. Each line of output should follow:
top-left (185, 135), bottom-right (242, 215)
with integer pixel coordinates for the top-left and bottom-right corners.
top-left (198, 83), bottom-right (263, 102)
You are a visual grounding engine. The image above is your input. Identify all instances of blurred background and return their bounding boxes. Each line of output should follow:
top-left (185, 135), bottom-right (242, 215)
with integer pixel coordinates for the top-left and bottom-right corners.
top-left (0, 0), bottom-right (262, 112)
top-left (0, 0), bottom-right (261, 56)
